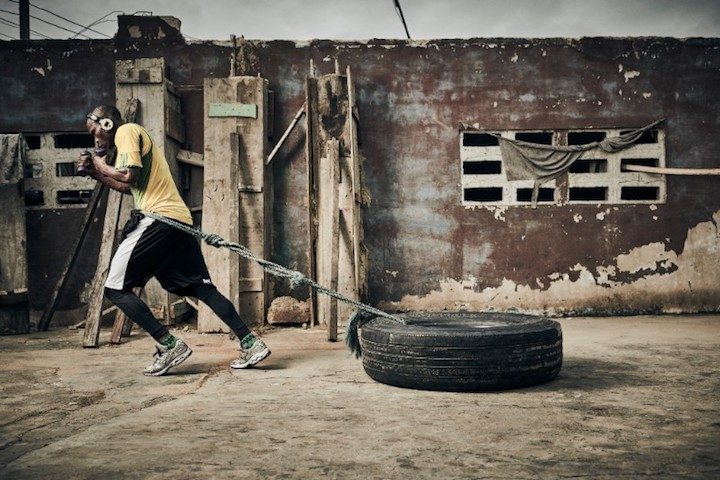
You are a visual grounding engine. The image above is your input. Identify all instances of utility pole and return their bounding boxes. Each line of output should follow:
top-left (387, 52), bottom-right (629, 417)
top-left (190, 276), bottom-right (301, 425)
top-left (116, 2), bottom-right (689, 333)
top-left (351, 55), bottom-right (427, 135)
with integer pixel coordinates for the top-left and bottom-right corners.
top-left (19, 0), bottom-right (30, 39)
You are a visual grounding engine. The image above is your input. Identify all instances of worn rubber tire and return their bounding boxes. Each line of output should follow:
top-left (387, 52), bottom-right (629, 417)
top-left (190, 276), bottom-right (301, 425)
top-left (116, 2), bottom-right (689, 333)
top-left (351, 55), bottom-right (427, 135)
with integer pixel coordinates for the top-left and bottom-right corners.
top-left (360, 311), bottom-right (562, 392)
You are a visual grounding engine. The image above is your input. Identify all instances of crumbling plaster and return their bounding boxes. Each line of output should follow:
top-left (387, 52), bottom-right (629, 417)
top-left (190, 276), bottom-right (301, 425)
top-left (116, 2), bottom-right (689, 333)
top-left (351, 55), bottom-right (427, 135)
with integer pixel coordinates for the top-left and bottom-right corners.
top-left (379, 211), bottom-right (720, 315)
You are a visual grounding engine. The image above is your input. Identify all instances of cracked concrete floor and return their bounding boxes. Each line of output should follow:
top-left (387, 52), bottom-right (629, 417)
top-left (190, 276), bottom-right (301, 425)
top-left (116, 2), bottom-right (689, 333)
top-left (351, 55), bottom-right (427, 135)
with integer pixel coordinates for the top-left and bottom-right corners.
top-left (1, 315), bottom-right (719, 479)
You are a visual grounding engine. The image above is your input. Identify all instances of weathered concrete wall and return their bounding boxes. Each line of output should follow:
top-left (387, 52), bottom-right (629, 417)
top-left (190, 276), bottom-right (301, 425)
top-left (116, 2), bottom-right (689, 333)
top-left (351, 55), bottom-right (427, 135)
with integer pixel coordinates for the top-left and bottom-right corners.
top-left (1, 16), bottom-right (718, 320)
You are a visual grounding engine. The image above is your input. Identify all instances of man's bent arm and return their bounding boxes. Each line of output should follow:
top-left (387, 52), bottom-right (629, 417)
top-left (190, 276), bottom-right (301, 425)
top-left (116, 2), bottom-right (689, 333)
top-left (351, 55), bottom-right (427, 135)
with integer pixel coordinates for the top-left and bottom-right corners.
top-left (89, 170), bottom-right (133, 194)
top-left (93, 157), bottom-right (139, 185)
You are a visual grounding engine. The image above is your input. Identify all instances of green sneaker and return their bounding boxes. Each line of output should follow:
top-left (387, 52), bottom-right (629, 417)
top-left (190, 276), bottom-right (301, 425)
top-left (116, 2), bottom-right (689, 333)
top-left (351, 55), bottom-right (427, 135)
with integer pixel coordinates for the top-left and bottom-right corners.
top-left (143, 339), bottom-right (192, 376)
top-left (230, 337), bottom-right (270, 369)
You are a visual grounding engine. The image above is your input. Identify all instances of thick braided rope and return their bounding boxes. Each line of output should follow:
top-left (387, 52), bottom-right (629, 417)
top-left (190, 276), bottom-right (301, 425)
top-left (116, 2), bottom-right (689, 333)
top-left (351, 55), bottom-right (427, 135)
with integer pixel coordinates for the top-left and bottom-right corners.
top-left (143, 212), bottom-right (404, 324)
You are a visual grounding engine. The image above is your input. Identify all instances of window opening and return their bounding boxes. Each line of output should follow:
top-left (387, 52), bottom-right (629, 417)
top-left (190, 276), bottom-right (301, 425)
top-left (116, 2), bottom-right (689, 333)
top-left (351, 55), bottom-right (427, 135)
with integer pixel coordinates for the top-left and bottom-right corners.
top-left (464, 187), bottom-right (503, 203)
top-left (621, 186), bottom-right (659, 201)
top-left (57, 189), bottom-right (93, 205)
top-left (24, 135), bottom-right (41, 149)
top-left (54, 133), bottom-right (95, 149)
top-left (569, 159), bottom-right (608, 173)
top-left (55, 162), bottom-right (77, 177)
top-left (463, 133), bottom-right (498, 147)
top-left (621, 158), bottom-right (658, 170)
top-left (568, 131), bottom-right (606, 145)
top-left (463, 161), bottom-right (501, 175)
top-left (569, 187), bottom-right (607, 202)
top-left (619, 129), bottom-right (658, 144)
top-left (517, 188), bottom-right (554, 203)
top-left (515, 132), bottom-right (552, 145)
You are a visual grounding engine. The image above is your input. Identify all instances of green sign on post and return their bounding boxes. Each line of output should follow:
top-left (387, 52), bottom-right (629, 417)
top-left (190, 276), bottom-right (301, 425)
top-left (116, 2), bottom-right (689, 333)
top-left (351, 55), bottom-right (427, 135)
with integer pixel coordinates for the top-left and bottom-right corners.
top-left (208, 103), bottom-right (258, 118)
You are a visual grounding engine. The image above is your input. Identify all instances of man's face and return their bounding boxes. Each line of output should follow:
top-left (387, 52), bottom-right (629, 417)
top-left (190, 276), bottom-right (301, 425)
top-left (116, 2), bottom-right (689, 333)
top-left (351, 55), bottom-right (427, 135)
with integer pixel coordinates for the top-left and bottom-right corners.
top-left (86, 116), bottom-right (113, 148)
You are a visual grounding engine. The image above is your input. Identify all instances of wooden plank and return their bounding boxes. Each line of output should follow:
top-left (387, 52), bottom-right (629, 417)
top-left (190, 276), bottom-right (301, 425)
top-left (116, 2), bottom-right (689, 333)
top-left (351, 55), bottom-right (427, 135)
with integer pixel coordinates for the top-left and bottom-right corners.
top-left (317, 140), bottom-right (340, 341)
top-left (266, 103), bottom-right (305, 166)
top-left (208, 103), bottom-right (258, 118)
top-left (622, 165), bottom-right (720, 175)
top-left (305, 77), bottom-right (319, 327)
top-left (165, 99), bottom-right (186, 143)
top-left (200, 77), bottom-right (269, 331)
top-left (38, 183), bottom-right (105, 331)
top-left (311, 73), bottom-right (359, 325)
top-left (346, 66), bottom-right (363, 296)
top-left (176, 149), bottom-right (204, 167)
top-left (83, 188), bottom-right (124, 347)
top-left (200, 80), bottom-right (240, 332)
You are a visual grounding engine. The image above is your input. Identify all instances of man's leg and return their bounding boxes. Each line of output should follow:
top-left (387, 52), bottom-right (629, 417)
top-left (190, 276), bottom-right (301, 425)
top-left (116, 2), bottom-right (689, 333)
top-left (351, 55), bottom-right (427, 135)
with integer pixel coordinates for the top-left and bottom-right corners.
top-left (104, 287), bottom-right (169, 341)
top-left (105, 287), bottom-right (192, 376)
top-left (105, 214), bottom-right (191, 376)
top-left (175, 284), bottom-right (270, 368)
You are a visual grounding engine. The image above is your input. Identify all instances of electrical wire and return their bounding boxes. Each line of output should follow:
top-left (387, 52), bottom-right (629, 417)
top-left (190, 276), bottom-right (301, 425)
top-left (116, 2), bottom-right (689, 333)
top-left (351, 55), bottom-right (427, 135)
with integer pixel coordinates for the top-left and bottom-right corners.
top-left (69, 9), bottom-right (123, 39)
top-left (69, 10), bottom-right (152, 39)
top-left (393, 0), bottom-right (411, 40)
top-left (7, 0), bottom-right (109, 37)
top-left (0, 31), bottom-right (17, 40)
top-left (0, 14), bottom-right (50, 38)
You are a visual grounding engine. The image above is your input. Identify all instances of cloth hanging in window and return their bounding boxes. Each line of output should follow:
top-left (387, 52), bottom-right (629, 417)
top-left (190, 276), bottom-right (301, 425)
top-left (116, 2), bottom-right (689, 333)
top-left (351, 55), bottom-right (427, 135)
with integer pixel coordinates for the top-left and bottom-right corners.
top-left (495, 119), bottom-right (665, 203)
top-left (0, 134), bottom-right (28, 185)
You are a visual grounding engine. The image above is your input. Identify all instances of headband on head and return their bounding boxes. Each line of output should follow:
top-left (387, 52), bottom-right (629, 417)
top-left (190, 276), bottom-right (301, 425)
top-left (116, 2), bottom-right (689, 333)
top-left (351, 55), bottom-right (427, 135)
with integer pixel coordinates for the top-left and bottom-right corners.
top-left (87, 113), bottom-right (114, 132)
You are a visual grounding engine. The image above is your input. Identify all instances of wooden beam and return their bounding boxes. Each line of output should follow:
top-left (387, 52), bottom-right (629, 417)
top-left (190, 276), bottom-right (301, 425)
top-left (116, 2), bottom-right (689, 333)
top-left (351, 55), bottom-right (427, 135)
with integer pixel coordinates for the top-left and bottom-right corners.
top-left (318, 139), bottom-right (340, 341)
top-left (38, 184), bottom-right (105, 331)
top-left (176, 149), bottom-right (204, 167)
top-left (622, 165), bottom-right (720, 175)
top-left (266, 103), bottom-right (306, 166)
top-left (83, 190), bottom-right (125, 347)
top-left (305, 77), bottom-right (319, 328)
top-left (346, 66), bottom-right (362, 295)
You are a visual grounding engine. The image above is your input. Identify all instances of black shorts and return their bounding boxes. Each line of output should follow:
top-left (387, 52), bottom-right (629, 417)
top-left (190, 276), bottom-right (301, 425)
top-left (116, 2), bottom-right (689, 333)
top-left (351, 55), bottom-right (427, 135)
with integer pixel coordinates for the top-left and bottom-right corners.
top-left (105, 214), bottom-right (213, 293)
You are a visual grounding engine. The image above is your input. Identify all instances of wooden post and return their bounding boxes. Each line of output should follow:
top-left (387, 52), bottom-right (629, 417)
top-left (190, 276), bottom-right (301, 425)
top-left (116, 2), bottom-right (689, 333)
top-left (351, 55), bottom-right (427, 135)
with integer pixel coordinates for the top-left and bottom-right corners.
top-left (83, 189), bottom-right (124, 347)
top-left (200, 76), bottom-right (269, 332)
top-left (306, 72), bottom-right (366, 331)
top-left (305, 76), bottom-right (319, 327)
top-left (346, 66), bottom-right (364, 297)
top-left (318, 140), bottom-right (340, 341)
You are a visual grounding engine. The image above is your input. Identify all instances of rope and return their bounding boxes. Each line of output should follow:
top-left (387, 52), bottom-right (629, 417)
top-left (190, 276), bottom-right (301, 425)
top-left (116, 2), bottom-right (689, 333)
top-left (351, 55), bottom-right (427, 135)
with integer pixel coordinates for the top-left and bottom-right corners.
top-left (142, 211), bottom-right (404, 356)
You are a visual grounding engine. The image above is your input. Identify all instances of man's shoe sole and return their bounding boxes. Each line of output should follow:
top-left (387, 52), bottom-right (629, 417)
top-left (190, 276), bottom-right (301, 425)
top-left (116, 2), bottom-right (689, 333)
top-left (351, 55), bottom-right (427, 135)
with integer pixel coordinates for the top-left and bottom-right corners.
top-left (144, 348), bottom-right (193, 377)
top-left (230, 348), bottom-right (271, 369)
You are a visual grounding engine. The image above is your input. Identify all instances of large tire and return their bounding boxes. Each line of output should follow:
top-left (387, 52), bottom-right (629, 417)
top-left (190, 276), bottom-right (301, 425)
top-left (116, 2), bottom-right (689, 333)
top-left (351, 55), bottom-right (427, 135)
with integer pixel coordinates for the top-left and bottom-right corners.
top-left (360, 311), bottom-right (562, 392)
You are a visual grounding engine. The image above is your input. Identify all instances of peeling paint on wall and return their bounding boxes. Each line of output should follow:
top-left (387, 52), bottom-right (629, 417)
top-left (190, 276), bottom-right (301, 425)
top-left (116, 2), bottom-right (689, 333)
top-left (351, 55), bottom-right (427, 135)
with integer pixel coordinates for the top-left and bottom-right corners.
top-left (380, 212), bottom-right (720, 315)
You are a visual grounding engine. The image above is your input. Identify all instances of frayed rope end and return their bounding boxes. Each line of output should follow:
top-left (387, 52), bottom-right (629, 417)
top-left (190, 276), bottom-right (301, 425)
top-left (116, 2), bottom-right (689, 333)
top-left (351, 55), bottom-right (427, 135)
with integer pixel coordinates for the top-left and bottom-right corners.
top-left (345, 310), bottom-right (376, 358)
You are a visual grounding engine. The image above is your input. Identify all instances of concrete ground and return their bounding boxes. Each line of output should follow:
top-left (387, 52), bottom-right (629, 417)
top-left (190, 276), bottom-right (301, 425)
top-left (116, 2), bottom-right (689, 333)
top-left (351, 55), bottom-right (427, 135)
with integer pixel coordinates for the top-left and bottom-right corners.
top-left (0, 315), bottom-right (718, 479)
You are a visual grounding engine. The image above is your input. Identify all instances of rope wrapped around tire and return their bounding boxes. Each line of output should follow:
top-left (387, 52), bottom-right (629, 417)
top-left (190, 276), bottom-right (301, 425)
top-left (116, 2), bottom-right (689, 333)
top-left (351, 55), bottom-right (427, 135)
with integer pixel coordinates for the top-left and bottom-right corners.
top-left (360, 311), bottom-right (562, 392)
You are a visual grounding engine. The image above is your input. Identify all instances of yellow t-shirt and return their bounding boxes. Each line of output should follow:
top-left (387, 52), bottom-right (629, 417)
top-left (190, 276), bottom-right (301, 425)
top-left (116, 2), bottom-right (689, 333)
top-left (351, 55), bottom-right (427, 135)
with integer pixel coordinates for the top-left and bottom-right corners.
top-left (114, 123), bottom-right (192, 225)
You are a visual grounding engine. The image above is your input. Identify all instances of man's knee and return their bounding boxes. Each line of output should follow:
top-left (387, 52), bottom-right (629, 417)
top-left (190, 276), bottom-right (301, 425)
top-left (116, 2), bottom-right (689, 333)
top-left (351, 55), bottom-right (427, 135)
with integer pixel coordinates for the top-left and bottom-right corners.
top-left (104, 286), bottom-right (131, 303)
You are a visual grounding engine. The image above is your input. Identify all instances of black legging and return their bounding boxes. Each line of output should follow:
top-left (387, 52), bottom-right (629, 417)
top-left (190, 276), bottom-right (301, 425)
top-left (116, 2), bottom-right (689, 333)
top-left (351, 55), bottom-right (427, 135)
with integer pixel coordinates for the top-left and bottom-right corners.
top-left (105, 284), bottom-right (251, 342)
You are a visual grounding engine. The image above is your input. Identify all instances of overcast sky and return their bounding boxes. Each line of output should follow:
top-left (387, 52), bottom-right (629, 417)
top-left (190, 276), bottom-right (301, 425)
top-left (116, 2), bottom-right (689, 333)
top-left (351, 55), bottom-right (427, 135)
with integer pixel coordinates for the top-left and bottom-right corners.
top-left (1, 0), bottom-right (719, 41)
